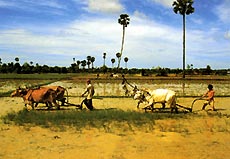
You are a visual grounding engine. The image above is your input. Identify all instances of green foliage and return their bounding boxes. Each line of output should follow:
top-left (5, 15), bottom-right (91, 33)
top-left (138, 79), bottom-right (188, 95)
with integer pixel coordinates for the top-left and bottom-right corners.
top-left (1, 109), bottom-right (186, 131)
top-left (172, 0), bottom-right (195, 15)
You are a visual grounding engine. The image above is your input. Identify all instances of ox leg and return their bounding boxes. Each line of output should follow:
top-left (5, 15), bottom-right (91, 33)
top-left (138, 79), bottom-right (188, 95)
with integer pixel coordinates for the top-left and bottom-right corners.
top-left (170, 102), bottom-right (178, 113)
top-left (53, 100), bottom-right (60, 110)
top-left (162, 103), bottom-right (166, 109)
top-left (46, 102), bottom-right (52, 109)
top-left (137, 101), bottom-right (141, 109)
top-left (60, 98), bottom-right (66, 106)
top-left (171, 107), bottom-right (178, 113)
top-left (143, 103), bottom-right (154, 112)
top-left (150, 104), bottom-right (154, 112)
top-left (174, 101), bottom-right (178, 113)
top-left (31, 102), bottom-right (35, 110)
top-left (35, 103), bottom-right (39, 107)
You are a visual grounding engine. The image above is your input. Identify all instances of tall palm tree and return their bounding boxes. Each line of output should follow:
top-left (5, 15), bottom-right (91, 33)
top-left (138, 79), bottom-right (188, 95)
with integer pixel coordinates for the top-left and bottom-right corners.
top-left (111, 58), bottom-right (115, 68)
top-left (90, 57), bottom-right (95, 69)
top-left (124, 57), bottom-right (129, 69)
top-left (87, 56), bottom-right (92, 69)
top-left (117, 14), bottom-right (130, 69)
top-left (81, 60), bottom-right (86, 69)
top-left (76, 60), bottom-right (81, 69)
top-left (116, 52), bottom-right (121, 66)
top-left (15, 57), bottom-right (19, 63)
top-left (173, 0), bottom-right (194, 78)
top-left (103, 52), bottom-right (106, 66)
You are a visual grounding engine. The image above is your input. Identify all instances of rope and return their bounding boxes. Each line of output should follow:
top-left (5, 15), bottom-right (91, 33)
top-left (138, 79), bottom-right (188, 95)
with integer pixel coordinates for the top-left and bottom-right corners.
top-left (122, 76), bottom-right (136, 89)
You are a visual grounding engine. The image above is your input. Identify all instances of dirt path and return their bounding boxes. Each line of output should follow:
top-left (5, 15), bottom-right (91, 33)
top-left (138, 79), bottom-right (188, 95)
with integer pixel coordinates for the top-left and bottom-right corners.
top-left (1, 97), bottom-right (230, 159)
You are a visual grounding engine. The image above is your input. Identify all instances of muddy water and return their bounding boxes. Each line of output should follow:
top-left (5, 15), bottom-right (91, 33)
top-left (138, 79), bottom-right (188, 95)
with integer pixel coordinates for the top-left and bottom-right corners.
top-left (1, 79), bottom-right (230, 97)
top-left (49, 80), bottom-right (230, 97)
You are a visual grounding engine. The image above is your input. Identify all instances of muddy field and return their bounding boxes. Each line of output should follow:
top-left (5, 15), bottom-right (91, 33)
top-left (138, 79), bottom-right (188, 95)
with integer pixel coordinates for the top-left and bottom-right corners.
top-left (1, 94), bottom-right (230, 159)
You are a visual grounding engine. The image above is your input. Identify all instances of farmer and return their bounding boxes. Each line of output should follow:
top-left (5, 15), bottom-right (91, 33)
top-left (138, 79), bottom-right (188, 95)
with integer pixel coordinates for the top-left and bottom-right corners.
top-left (201, 84), bottom-right (216, 111)
top-left (81, 79), bottom-right (95, 110)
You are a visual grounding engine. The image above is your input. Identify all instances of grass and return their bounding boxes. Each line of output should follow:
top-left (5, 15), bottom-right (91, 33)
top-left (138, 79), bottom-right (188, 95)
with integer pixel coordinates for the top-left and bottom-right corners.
top-left (2, 108), bottom-right (230, 134)
top-left (1, 109), bottom-right (187, 131)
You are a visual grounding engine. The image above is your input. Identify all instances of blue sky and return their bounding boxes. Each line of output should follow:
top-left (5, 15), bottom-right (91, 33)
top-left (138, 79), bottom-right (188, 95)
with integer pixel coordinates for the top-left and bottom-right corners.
top-left (0, 0), bottom-right (230, 69)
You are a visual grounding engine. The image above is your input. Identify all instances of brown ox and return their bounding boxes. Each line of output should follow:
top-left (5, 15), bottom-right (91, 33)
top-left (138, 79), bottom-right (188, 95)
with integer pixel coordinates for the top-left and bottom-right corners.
top-left (40, 86), bottom-right (68, 105)
top-left (11, 87), bottom-right (60, 110)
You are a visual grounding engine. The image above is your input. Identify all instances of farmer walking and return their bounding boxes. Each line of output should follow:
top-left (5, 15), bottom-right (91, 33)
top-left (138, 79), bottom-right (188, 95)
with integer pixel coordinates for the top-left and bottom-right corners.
top-left (81, 79), bottom-right (95, 110)
top-left (202, 84), bottom-right (216, 111)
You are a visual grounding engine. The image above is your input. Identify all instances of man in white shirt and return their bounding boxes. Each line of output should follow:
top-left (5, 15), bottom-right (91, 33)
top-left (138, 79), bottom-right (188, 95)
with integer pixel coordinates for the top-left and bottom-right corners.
top-left (81, 79), bottom-right (94, 110)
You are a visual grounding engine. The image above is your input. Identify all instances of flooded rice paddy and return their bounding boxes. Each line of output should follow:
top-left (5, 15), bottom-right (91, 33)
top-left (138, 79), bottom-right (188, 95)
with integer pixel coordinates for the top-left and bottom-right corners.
top-left (1, 78), bottom-right (229, 97)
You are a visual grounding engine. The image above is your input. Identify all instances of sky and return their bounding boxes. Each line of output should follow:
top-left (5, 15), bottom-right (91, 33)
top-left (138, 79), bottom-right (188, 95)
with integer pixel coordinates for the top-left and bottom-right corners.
top-left (0, 0), bottom-right (230, 69)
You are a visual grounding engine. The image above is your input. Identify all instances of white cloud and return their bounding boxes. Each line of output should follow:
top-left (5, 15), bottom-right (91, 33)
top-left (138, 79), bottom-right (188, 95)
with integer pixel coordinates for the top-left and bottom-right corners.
top-left (84, 0), bottom-right (124, 13)
top-left (0, 0), bottom-right (67, 16)
top-left (0, 1), bottom-right (15, 7)
top-left (0, 0), bottom-right (64, 9)
top-left (37, 0), bottom-right (66, 9)
top-left (191, 17), bottom-right (203, 25)
top-left (216, 0), bottom-right (230, 23)
top-left (1, 10), bottom-right (229, 68)
top-left (133, 10), bottom-right (148, 19)
top-left (151, 0), bottom-right (174, 8)
top-left (0, 15), bottom-right (182, 68)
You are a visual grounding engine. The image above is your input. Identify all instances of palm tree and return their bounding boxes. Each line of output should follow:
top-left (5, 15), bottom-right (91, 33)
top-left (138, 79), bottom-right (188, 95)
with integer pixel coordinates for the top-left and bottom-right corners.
top-left (76, 60), bottom-right (81, 69)
top-left (116, 52), bottom-right (121, 66)
top-left (124, 57), bottom-right (129, 69)
top-left (81, 60), bottom-right (86, 69)
top-left (90, 57), bottom-right (95, 69)
top-left (111, 58), bottom-right (115, 68)
top-left (15, 57), bottom-right (19, 63)
top-left (117, 14), bottom-right (130, 69)
top-left (87, 56), bottom-right (92, 69)
top-left (103, 52), bottom-right (106, 66)
top-left (173, 0), bottom-right (194, 78)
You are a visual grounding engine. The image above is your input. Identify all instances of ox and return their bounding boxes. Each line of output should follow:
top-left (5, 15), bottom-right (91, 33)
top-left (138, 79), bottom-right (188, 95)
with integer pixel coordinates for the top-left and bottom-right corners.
top-left (133, 89), bottom-right (178, 113)
top-left (40, 86), bottom-right (68, 105)
top-left (11, 87), bottom-right (60, 110)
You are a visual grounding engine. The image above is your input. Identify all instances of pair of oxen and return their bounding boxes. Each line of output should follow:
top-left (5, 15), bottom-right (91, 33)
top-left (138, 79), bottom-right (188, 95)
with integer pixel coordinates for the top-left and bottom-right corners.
top-left (11, 86), bottom-right (68, 110)
top-left (123, 83), bottom-right (178, 113)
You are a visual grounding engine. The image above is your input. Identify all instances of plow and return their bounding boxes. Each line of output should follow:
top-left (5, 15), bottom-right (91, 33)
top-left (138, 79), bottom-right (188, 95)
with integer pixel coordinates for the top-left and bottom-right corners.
top-left (176, 98), bottom-right (205, 112)
top-left (141, 98), bottom-right (205, 113)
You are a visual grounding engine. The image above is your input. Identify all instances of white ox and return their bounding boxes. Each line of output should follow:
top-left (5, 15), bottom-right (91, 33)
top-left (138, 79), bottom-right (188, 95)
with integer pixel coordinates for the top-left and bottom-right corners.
top-left (133, 89), bottom-right (178, 113)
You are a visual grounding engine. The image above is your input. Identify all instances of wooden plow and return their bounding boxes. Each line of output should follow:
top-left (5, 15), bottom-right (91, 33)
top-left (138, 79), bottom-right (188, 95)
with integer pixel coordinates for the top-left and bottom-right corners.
top-left (176, 98), bottom-right (206, 112)
top-left (141, 98), bottom-right (204, 113)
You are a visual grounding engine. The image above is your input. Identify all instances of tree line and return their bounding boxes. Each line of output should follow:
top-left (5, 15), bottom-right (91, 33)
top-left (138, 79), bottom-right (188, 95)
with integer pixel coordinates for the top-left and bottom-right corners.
top-left (0, 57), bottom-right (229, 76)
top-left (0, 55), bottom-right (130, 74)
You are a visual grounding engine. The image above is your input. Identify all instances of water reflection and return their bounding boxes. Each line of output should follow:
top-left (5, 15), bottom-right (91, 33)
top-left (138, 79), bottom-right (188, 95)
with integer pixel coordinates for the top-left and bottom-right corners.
top-left (57, 80), bottom-right (230, 97)
top-left (2, 79), bottom-right (228, 97)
